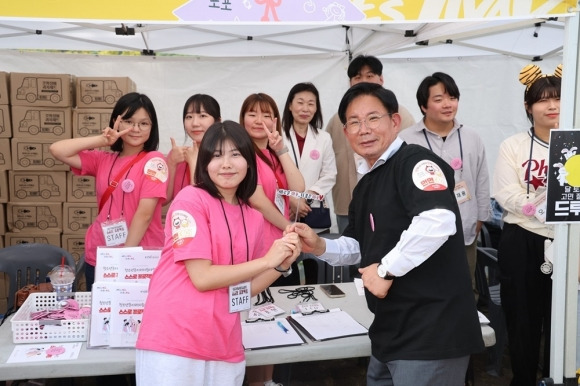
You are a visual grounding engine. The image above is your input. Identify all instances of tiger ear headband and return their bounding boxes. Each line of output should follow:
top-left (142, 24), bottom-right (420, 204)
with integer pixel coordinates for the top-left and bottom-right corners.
top-left (519, 64), bottom-right (563, 90)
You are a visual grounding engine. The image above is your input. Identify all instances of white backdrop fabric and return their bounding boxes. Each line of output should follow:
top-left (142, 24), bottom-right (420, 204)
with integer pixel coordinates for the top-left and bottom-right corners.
top-left (0, 49), bottom-right (563, 232)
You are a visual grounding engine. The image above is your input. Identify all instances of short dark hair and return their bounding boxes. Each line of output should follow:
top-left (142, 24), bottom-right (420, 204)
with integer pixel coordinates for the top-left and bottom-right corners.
top-left (338, 83), bottom-right (399, 124)
top-left (281, 82), bottom-right (323, 137)
top-left (109, 92), bottom-right (159, 152)
top-left (347, 55), bottom-right (383, 79)
top-left (524, 76), bottom-right (561, 124)
top-left (194, 120), bottom-right (257, 204)
top-left (416, 72), bottom-right (460, 115)
top-left (182, 94), bottom-right (221, 122)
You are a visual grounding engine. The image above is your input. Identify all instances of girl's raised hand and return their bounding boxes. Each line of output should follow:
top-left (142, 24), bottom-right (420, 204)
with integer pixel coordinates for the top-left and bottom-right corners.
top-left (102, 116), bottom-right (132, 146)
top-left (262, 118), bottom-right (283, 152)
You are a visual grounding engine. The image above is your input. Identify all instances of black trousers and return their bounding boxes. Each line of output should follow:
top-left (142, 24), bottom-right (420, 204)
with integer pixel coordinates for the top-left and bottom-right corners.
top-left (498, 223), bottom-right (552, 386)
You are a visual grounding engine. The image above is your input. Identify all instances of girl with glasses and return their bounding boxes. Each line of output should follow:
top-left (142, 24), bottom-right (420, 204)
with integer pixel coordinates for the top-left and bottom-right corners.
top-left (49, 92), bottom-right (168, 290)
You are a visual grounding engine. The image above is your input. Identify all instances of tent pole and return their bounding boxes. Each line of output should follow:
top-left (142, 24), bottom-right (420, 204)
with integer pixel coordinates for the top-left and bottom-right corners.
top-left (545, 8), bottom-right (580, 386)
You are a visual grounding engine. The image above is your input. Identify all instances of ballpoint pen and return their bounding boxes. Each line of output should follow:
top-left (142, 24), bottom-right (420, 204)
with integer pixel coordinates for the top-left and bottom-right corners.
top-left (276, 320), bottom-right (289, 334)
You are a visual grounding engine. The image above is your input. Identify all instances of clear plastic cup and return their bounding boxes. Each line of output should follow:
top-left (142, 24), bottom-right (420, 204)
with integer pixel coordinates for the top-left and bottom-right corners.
top-left (47, 265), bottom-right (75, 301)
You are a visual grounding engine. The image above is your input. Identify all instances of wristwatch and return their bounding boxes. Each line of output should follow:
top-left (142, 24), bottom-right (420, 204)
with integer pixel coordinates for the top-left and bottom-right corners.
top-left (377, 263), bottom-right (395, 280)
top-left (275, 264), bottom-right (293, 278)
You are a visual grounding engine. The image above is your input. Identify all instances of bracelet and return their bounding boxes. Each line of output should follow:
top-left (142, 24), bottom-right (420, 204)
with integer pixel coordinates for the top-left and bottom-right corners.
top-left (275, 146), bottom-right (289, 156)
top-left (274, 265), bottom-right (291, 273)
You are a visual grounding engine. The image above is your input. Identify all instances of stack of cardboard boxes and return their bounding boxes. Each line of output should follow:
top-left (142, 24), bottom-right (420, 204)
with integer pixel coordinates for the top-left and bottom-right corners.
top-left (0, 72), bottom-right (136, 314)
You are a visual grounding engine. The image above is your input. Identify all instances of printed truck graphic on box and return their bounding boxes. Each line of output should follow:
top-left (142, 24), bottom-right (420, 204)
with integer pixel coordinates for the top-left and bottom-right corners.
top-left (77, 112), bottom-right (110, 137)
top-left (81, 80), bottom-right (123, 105)
top-left (15, 237), bottom-right (49, 244)
top-left (68, 207), bottom-right (98, 231)
top-left (13, 206), bottom-right (58, 230)
top-left (18, 110), bottom-right (65, 135)
top-left (16, 175), bottom-right (61, 199)
top-left (73, 177), bottom-right (96, 199)
top-left (17, 143), bottom-right (63, 168)
top-left (68, 240), bottom-right (85, 262)
top-left (16, 77), bottom-right (63, 104)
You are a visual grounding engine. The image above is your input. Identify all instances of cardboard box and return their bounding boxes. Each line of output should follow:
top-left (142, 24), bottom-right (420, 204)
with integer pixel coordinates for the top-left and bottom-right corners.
top-left (0, 171), bottom-right (7, 203)
top-left (0, 105), bottom-right (11, 138)
top-left (76, 77), bottom-right (135, 108)
top-left (6, 202), bottom-right (62, 232)
top-left (67, 172), bottom-right (96, 202)
top-left (11, 138), bottom-right (69, 171)
top-left (0, 139), bottom-right (11, 171)
top-left (11, 106), bottom-right (72, 139)
top-left (4, 231), bottom-right (61, 247)
top-left (9, 171), bottom-right (67, 202)
top-left (10, 72), bottom-right (74, 107)
top-left (72, 108), bottom-right (113, 138)
top-left (0, 71), bottom-right (8, 105)
top-left (62, 234), bottom-right (86, 265)
top-left (63, 202), bottom-right (98, 234)
top-left (0, 203), bottom-right (5, 235)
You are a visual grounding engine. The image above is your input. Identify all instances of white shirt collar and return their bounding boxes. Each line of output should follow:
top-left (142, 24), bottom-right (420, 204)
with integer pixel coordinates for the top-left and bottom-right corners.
top-left (356, 137), bottom-right (404, 176)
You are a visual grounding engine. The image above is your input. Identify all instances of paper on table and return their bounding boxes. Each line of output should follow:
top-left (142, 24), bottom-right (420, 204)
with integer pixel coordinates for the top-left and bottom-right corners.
top-left (288, 308), bottom-right (368, 341)
top-left (242, 317), bottom-right (305, 350)
top-left (7, 342), bottom-right (82, 363)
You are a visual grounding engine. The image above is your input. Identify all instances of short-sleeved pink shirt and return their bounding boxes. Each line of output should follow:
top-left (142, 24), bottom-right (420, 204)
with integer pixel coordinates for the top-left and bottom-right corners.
top-left (72, 150), bottom-right (168, 266)
top-left (136, 186), bottom-right (266, 362)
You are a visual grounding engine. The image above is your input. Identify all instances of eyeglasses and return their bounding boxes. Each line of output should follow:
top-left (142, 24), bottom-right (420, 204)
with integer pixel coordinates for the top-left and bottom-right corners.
top-left (344, 113), bottom-right (391, 134)
top-left (121, 120), bottom-right (152, 131)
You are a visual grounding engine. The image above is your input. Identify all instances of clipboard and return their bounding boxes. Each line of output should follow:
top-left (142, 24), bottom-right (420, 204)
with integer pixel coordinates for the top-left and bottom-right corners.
top-left (287, 308), bottom-right (368, 342)
top-left (241, 317), bottom-right (306, 350)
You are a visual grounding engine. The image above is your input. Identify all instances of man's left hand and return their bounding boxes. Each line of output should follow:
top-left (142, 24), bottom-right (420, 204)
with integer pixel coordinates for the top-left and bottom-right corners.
top-left (359, 263), bottom-right (393, 298)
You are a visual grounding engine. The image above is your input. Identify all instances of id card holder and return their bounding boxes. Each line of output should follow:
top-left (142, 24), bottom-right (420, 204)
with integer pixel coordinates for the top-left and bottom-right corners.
top-left (101, 217), bottom-right (128, 246)
top-left (533, 192), bottom-right (547, 223)
top-left (275, 189), bottom-right (286, 214)
top-left (229, 282), bottom-right (251, 313)
top-left (454, 181), bottom-right (472, 204)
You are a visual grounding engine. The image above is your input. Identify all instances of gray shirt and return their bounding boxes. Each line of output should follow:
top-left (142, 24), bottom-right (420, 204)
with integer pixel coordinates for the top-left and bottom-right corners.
top-left (399, 119), bottom-right (490, 244)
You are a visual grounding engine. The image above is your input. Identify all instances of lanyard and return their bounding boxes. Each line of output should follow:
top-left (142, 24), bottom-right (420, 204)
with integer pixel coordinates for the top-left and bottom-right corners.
top-left (422, 125), bottom-right (463, 170)
top-left (101, 152), bottom-right (145, 216)
top-left (525, 128), bottom-right (536, 198)
top-left (267, 150), bottom-right (286, 190)
top-left (218, 199), bottom-right (249, 265)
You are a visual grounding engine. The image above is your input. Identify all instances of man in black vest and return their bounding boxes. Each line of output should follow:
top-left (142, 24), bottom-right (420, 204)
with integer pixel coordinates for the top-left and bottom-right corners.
top-left (290, 82), bottom-right (483, 385)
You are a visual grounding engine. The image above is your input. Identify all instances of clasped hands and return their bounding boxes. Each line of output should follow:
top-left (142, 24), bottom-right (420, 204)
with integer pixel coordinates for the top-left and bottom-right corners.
top-left (285, 223), bottom-right (393, 298)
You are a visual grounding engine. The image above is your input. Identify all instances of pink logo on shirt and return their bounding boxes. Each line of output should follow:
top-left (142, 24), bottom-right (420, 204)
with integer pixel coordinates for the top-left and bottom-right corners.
top-left (171, 210), bottom-right (196, 248)
top-left (310, 150), bottom-right (320, 160)
top-left (144, 157), bottom-right (169, 183)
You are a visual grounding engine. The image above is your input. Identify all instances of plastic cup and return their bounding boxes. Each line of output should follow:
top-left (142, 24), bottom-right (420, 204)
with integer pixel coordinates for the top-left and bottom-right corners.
top-left (47, 265), bottom-right (75, 301)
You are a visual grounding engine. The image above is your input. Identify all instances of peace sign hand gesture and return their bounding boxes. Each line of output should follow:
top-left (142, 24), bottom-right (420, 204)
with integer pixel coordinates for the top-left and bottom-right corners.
top-left (262, 118), bottom-right (283, 152)
top-left (102, 116), bottom-right (132, 146)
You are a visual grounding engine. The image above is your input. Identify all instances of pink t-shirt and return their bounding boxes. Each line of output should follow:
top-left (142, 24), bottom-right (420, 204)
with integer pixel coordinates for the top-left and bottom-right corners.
top-left (256, 149), bottom-right (289, 248)
top-left (136, 186), bottom-right (266, 362)
top-left (72, 150), bottom-right (168, 266)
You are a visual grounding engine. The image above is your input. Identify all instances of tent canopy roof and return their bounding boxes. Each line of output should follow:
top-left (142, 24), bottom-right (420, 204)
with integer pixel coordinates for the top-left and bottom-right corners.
top-left (0, 18), bottom-right (564, 60)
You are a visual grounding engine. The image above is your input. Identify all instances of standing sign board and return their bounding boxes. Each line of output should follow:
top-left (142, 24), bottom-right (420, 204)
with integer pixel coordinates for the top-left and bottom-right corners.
top-left (546, 129), bottom-right (580, 223)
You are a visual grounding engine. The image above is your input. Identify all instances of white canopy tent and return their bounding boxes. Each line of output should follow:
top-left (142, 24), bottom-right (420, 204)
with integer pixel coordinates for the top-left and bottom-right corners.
top-left (0, 1), bottom-right (579, 383)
